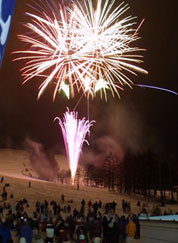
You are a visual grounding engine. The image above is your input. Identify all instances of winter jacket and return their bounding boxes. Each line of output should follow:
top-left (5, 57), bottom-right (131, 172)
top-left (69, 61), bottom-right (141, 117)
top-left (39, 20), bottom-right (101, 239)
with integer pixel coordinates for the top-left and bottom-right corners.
top-left (0, 222), bottom-right (13, 243)
top-left (19, 224), bottom-right (33, 243)
top-left (46, 224), bottom-right (54, 238)
top-left (126, 221), bottom-right (136, 238)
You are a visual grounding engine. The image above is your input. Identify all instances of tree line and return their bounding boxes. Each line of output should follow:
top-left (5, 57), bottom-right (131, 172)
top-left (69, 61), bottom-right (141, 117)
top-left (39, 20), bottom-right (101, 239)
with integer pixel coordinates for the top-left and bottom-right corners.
top-left (83, 151), bottom-right (178, 202)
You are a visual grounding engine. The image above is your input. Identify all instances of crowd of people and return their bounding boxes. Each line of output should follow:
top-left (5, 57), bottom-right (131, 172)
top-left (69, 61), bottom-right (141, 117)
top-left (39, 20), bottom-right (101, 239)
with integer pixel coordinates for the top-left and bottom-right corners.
top-left (0, 176), bottom-right (142, 243)
top-left (0, 197), bottom-right (140, 243)
top-left (1, 174), bottom-right (177, 243)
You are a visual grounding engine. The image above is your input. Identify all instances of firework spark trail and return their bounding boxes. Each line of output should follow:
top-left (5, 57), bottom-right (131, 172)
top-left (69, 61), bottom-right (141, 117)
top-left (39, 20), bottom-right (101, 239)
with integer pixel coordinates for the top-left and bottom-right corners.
top-left (14, 0), bottom-right (147, 100)
top-left (69, 0), bottom-right (148, 100)
top-left (55, 109), bottom-right (94, 184)
top-left (135, 84), bottom-right (178, 95)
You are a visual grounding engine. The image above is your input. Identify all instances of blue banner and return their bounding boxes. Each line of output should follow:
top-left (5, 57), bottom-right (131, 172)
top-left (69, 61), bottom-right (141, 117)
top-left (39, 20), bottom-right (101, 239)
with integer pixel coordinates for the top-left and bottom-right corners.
top-left (0, 0), bottom-right (16, 65)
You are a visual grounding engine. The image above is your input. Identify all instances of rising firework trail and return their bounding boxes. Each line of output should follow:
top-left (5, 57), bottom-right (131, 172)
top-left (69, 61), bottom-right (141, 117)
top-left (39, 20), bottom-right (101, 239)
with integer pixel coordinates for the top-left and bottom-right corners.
top-left (55, 109), bottom-right (94, 184)
top-left (14, 0), bottom-right (147, 100)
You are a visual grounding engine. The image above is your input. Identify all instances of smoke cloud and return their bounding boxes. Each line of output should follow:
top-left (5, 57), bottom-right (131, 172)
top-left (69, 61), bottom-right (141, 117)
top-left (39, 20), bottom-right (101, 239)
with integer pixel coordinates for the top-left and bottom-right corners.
top-left (80, 101), bottom-right (157, 166)
top-left (25, 138), bottom-right (59, 181)
top-left (105, 103), bottom-right (159, 153)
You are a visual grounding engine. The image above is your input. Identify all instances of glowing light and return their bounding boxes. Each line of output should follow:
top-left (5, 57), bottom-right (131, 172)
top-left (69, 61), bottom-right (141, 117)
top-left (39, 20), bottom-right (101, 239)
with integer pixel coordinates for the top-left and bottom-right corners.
top-left (136, 84), bottom-right (178, 95)
top-left (60, 81), bottom-right (70, 99)
top-left (14, 0), bottom-right (147, 100)
top-left (55, 109), bottom-right (94, 184)
top-left (95, 79), bottom-right (109, 92)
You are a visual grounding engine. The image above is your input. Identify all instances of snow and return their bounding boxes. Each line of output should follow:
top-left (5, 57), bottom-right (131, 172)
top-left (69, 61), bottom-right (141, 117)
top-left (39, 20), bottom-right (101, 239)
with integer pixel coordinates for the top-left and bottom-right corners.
top-left (140, 215), bottom-right (178, 222)
top-left (0, 149), bottom-right (178, 219)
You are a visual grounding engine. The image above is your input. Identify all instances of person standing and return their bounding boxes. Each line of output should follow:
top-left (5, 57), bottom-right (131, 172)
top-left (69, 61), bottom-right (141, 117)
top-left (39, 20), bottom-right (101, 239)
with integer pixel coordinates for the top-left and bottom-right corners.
top-left (77, 183), bottom-right (79, 190)
top-left (4, 191), bottom-right (7, 201)
top-left (0, 205), bottom-right (3, 218)
top-left (61, 194), bottom-right (64, 203)
top-left (29, 181), bottom-right (31, 188)
top-left (126, 217), bottom-right (136, 243)
top-left (19, 219), bottom-right (33, 243)
top-left (46, 221), bottom-right (54, 243)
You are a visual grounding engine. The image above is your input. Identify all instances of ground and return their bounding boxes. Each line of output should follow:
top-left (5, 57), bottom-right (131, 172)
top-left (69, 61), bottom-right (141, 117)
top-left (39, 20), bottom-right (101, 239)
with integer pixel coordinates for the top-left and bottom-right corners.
top-left (0, 149), bottom-right (177, 242)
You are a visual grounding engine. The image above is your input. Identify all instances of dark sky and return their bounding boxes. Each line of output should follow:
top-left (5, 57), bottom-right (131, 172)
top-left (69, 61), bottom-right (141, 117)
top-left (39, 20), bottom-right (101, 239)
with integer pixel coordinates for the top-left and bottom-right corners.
top-left (0, 0), bottom-right (177, 157)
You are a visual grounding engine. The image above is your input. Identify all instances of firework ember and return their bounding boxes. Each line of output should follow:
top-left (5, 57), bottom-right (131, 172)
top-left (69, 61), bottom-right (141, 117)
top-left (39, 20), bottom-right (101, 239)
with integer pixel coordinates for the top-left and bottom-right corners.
top-left (55, 109), bottom-right (94, 184)
top-left (14, 0), bottom-right (147, 100)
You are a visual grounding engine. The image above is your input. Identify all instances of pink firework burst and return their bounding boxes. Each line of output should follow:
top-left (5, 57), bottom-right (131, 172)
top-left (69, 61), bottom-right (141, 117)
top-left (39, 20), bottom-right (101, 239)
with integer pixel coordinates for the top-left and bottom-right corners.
top-left (55, 109), bottom-right (94, 184)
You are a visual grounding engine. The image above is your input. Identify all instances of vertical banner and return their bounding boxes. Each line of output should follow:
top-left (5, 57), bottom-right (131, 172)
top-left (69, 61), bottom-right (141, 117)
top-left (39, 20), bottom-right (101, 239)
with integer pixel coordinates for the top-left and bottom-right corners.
top-left (0, 0), bottom-right (16, 65)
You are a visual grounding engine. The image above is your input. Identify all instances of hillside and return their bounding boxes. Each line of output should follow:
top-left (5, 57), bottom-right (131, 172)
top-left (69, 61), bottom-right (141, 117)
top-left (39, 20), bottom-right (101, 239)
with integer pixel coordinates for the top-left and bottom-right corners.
top-left (0, 149), bottom-right (177, 218)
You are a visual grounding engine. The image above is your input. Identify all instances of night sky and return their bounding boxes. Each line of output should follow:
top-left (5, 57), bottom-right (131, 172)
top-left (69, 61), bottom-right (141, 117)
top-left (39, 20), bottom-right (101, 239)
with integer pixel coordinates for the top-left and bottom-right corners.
top-left (0, 0), bottom-right (177, 158)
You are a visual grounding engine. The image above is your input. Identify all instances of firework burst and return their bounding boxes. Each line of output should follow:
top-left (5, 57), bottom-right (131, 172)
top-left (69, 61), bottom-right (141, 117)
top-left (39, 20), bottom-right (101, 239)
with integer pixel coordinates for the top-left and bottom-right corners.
top-left (55, 109), bottom-right (94, 184)
top-left (14, 0), bottom-right (147, 100)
